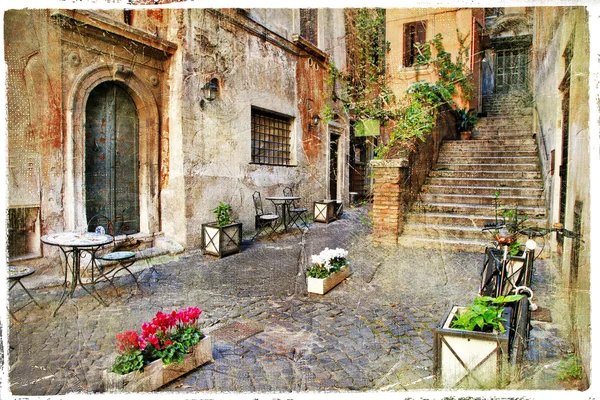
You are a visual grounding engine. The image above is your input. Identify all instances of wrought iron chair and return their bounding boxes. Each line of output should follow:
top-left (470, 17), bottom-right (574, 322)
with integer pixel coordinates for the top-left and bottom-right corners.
top-left (251, 192), bottom-right (280, 241)
top-left (87, 214), bottom-right (142, 294)
top-left (283, 187), bottom-right (309, 232)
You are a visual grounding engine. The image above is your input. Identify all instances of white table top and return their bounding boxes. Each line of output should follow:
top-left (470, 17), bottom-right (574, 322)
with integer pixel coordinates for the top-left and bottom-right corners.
top-left (41, 232), bottom-right (113, 248)
top-left (265, 196), bottom-right (300, 201)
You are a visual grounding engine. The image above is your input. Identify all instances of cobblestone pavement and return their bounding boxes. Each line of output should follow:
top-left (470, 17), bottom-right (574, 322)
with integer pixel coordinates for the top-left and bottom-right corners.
top-left (5, 206), bottom-right (581, 397)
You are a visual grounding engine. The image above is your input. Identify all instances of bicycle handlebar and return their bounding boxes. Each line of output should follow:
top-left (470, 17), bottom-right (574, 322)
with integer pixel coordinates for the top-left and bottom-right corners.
top-left (481, 222), bottom-right (581, 239)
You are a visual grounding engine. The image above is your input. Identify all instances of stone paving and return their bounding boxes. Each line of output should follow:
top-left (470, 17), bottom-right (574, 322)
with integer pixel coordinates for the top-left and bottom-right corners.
top-left (5, 206), bottom-right (579, 396)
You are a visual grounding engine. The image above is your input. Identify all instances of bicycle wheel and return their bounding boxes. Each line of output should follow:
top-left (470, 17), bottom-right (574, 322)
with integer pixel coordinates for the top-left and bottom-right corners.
top-left (509, 296), bottom-right (530, 381)
top-left (480, 247), bottom-right (502, 296)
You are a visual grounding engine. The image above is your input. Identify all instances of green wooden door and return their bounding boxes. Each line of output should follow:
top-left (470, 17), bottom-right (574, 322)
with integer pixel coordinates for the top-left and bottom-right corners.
top-left (85, 82), bottom-right (139, 235)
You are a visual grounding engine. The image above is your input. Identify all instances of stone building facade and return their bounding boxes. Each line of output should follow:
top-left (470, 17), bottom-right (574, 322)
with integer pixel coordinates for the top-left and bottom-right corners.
top-left (531, 6), bottom-right (591, 385)
top-left (5, 8), bottom-right (349, 279)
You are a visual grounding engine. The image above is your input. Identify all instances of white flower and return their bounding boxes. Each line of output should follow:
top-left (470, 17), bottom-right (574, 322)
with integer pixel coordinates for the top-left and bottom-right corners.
top-left (311, 247), bottom-right (348, 270)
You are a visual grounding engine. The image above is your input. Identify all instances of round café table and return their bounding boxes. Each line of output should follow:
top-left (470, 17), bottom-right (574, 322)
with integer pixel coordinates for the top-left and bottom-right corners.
top-left (41, 231), bottom-right (113, 316)
top-left (265, 196), bottom-right (300, 232)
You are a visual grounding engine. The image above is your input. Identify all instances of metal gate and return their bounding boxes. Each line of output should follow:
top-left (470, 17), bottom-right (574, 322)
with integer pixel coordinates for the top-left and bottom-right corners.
top-left (495, 49), bottom-right (529, 94)
top-left (85, 81), bottom-right (139, 235)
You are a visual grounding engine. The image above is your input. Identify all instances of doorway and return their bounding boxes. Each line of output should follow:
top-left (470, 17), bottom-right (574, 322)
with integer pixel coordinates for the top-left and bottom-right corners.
top-left (557, 42), bottom-right (573, 255)
top-left (329, 132), bottom-right (340, 200)
top-left (85, 81), bottom-right (139, 235)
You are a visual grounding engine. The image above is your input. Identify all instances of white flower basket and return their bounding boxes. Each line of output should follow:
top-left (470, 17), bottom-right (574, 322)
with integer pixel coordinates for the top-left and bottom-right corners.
top-left (307, 265), bottom-right (350, 295)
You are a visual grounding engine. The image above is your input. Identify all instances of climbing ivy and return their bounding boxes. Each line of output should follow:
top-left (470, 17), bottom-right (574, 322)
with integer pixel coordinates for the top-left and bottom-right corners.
top-left (325, 11), bottom-right (475, 159)
top-left (376, 30), bottom-right (475, 158)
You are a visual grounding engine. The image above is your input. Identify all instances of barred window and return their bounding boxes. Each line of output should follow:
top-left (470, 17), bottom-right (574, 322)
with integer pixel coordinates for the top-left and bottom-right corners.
top-left (251, 107), bottom-right (292, 166)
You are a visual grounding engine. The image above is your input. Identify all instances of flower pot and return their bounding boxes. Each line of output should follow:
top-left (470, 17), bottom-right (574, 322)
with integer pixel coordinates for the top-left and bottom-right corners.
top-left (433, 306), bottom-right (511, 389)
top-left (201, 222), bottom-right (242, 257)
top-left (313, 200), bottom-right (337, 223)
top-left (460, 131), bottom-right (472, 140)
top-left (307, 265), bottom-right (350, 295)
top-left (104, 335), bottom-right (213, 393)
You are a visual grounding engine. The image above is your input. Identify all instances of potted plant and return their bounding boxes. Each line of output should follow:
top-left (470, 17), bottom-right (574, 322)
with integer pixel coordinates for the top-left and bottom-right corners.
top-left (201, 202), bottom-right (242, 257)
top-left (456, 107), bottom-right (479, 140)
top-left (104, 307), bottom-right (213, 392)
top-left (433, 295), bottom-right (522, 389)
top-left (306, 247), bottom-right (350, 294)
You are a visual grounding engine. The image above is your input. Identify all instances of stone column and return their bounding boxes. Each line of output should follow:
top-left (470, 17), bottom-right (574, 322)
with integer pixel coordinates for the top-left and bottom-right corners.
top-left (370, 158), bottom-right (408, 246)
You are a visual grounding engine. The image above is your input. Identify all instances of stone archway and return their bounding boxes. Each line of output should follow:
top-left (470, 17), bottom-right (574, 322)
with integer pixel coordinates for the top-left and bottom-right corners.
top-left (64, 63), bottom-right (161, 235)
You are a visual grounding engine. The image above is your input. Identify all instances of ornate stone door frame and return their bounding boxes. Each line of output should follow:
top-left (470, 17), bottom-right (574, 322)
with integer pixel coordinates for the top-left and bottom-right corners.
top-left (65, 63), bottom-right (161, 234)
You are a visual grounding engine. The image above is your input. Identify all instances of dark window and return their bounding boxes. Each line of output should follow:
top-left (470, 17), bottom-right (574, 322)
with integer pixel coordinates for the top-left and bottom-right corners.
top-left (403, 20), bottom-right (427, 67)
top-left (251, 107), bottom-right (292, 166)
top-left (300, 9), bottom-right (318, 46)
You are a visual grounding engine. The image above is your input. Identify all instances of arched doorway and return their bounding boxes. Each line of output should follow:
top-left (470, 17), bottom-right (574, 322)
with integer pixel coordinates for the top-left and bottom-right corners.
top-left (85, 81), bottom-right (139, 235)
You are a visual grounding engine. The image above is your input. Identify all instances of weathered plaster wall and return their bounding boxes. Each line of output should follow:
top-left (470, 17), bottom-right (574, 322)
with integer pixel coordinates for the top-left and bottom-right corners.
top-left (386, 8), bottom-right (483, 110)
top-left (532, 6), bottom-right (591, 384)
top-left (5, 9), bottom-right (64, 275)
top-left (179, 9), bottom-right (339, 249)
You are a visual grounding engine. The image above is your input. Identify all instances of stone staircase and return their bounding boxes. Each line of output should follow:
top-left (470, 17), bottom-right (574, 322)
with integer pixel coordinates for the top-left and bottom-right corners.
top-left (398, 94), bottom-right (547, 252)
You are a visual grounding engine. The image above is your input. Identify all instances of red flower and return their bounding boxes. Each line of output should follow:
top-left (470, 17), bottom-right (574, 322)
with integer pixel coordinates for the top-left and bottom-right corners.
top-left (115, 330), bottom-right (145, 353)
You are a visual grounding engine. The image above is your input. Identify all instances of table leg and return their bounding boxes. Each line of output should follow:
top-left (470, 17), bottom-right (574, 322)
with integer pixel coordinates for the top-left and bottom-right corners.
top-left (53, 247), bottom-right (107, 317)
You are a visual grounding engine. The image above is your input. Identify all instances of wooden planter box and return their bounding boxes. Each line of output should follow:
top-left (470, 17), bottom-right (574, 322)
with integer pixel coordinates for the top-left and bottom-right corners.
top-left (313, 200), bottom-right (337, 223)
top-left (307, 265), bottom-right (350, 294)
top-left (433, 306), bottom-right (511, 389)
top-left (201, 222), bottom-right (242, 257)
top-left (104, 336), bottom-right (213, 393)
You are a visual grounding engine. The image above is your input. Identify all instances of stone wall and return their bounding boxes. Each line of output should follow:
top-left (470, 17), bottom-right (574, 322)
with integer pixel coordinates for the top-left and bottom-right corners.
top-left (371, 107), bottom-right (456, 246)
top-left (532, 6), bottom-right (591, 386)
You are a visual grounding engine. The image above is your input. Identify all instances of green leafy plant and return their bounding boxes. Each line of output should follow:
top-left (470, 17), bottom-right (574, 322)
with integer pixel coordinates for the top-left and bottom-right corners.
top-left (456, 107), bottom-right (479, 132)
top-left (450, 295), bottom-right (524, 333)
top-left (558, 354), bottom-right (584, 380)
top-left (212, 202), bottom-right (233, 227)
top-left (110, 330), bottom-right (146, 375)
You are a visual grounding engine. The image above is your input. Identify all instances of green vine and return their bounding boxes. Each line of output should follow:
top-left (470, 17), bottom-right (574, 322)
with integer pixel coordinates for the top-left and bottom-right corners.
top-left (375, 30), bottom-right (475, 158)
top-left (325, 13), bottom-right (475, 159)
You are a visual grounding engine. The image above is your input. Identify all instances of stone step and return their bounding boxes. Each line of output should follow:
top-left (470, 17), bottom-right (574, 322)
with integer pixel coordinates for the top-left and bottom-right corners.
top-left (402, 223), bottom-right (489, 241)
top-left (422, 184), bottom-right (544, 197)
top-left (442, 139), bottom-right (536, 148)
top-left (397, 235), bottom-right (489, 253)
top-left (427, 176), bottom-right (543, 188)
top-left (440, 150), bottom-right (538, 158)
top-left (406, 212), bottom-right (547, 228)
top-left (420, 193), bottom-right (544, 207)
top-left (401, 221), bottom-right (550, 245)
top-left (437, 156), bottom-right (539, 165)
top-left (477, 116), bottom-right (533, 125)
top-left (429, 170), bottom-right (541, 179)
top-left (472, 132), bottom-right (535, 140)
top-left (414, 202), bottom-right (546, 218)
top-left (435, 163), bottom-right (539, 172)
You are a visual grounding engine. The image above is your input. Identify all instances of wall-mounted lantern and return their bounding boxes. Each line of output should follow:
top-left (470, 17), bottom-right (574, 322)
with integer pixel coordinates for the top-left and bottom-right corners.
top-left (202, 78), bottom-right (219, 102)
top-left (308, 113), bottom-right (320, 130)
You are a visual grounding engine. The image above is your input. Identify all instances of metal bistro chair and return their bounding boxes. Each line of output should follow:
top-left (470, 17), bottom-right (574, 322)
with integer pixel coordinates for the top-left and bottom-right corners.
top-left (283, 187), bottom-right (309, 232)
top-left (87, 215), bottom-right (142, 294)
top-left (252, 191), bottom-right (280, 241)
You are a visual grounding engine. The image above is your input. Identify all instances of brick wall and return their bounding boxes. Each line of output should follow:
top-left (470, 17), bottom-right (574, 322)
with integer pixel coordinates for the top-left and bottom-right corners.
top-left (371, 106), bottom-right (456, 246)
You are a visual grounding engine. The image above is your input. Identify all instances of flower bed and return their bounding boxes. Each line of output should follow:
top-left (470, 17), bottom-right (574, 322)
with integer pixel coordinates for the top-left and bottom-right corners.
top-left (307, 248), bottom-right (350, 294)
top-left (103, 307), bottom-right (213, 392)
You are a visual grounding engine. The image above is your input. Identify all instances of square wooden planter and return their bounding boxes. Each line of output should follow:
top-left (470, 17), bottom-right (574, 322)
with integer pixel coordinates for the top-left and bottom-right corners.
top-left (104, 335), bottom-right (213, 393)
top-left (307, 265), bottom-right (350, 294)
top-left (313, 200), bottom-right (337, 223)
top-left (433, 306), bottom-right (511, 389)
top-left (201, 222), bottom-right (242, 257)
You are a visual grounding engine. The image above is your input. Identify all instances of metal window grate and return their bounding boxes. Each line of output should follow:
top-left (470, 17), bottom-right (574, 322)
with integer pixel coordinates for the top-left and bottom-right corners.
top-left (251, 108), bottom-right (292, 166)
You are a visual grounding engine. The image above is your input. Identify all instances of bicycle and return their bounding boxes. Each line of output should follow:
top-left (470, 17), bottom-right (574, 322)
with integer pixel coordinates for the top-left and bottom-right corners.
top-left (478, 221), bottom-right (581, 380)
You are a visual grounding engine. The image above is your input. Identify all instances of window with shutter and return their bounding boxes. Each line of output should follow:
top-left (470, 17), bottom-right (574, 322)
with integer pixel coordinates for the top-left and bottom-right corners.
top-left (403, 20), bottom-right (427, 67)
